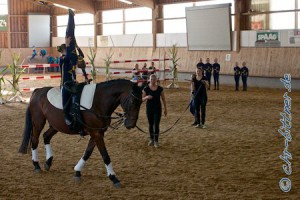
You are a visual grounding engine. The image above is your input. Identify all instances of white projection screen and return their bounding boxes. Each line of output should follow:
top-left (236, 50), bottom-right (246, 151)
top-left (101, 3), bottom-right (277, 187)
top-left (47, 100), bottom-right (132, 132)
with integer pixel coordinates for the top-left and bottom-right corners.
top-left (28, 14), bottom-right (50, 47)
top-left (186, 4), bottom-right (232, 50)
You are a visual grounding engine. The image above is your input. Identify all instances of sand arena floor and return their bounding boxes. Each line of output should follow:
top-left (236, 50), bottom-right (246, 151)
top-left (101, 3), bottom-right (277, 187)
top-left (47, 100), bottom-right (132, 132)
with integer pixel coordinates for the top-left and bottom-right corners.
top-left (0, 73), bottom-right (299, 200)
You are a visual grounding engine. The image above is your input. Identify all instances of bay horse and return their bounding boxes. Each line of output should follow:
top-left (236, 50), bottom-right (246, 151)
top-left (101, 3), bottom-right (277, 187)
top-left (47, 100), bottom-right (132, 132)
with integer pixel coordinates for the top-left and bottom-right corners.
top-left (19, 79), bottom-right (142, 188)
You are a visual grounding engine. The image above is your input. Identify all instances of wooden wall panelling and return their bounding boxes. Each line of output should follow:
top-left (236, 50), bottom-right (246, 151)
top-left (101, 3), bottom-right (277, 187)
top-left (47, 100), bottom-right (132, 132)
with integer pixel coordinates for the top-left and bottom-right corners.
top-left (90, 47), bottom-right (300, 78)
top-left (0, 33), bottom-right (8, 48)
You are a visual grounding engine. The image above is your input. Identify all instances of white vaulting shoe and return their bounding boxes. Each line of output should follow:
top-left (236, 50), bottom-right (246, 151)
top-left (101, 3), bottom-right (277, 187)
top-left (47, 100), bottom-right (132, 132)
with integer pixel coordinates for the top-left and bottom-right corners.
top-left (148, 140), bottom-right (154, 146)
top-left (202, 124), bottom-right (207, 129)
top-left (154, 142), bottom-right (159, 148)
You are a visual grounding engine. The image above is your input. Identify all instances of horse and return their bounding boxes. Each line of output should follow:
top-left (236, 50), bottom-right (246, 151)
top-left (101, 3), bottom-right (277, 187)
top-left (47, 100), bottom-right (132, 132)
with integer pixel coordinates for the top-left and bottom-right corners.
top-left (19, 79), bottom-right (143, 188)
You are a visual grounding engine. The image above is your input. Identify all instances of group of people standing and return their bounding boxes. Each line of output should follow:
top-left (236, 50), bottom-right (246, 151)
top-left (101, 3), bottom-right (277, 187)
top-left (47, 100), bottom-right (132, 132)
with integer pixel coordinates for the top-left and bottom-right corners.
top-left (196, 58), bottom-right (220, 90)
top-left (234, 61), bottom-right (249, 91)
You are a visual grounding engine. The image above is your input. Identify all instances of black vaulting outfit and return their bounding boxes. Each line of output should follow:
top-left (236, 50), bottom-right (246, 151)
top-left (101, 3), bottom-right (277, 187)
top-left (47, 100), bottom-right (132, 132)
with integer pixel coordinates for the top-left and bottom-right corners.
top-left (193, 76), bottom-right (208, 126)
top-left (241, 66), bottom-right (249, 91)
top-left (144, 86), bottom-right (164, 142)
top-left (234, 65), bottom-right (241, 91)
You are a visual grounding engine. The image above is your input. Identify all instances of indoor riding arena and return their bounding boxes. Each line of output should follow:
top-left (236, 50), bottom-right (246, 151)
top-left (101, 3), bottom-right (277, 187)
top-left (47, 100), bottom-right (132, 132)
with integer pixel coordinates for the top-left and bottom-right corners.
top-left (0, 0), bottom-right (299, 200)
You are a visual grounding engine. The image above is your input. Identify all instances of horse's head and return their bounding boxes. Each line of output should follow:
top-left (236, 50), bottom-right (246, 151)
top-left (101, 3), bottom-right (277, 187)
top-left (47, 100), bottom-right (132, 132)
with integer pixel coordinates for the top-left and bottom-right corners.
top-left (121, 83), bottom-right (143, 129)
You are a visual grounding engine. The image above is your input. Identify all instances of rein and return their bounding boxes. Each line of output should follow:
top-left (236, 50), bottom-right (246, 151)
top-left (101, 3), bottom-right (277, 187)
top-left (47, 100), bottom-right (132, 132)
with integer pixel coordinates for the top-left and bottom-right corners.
top-left (76, 89), bottom-right (140, 131)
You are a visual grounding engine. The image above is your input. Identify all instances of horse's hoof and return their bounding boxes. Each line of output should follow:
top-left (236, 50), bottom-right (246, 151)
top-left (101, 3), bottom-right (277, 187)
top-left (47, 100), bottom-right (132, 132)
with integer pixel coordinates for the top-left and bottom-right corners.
top-left (73, 171), bottom-right (81, 182)
top-left (109, 175), bottom-right (121, 188)
top-left (34, 168), bottom-right (41, 173)
top-left (44, 157), bottom-right (53, 171)
top-left (44, 163), bottom-right (50, 171)
top-left (73, 176), bottom-right (81, 182)
top-left (113, 182), bottom-right (121, 188)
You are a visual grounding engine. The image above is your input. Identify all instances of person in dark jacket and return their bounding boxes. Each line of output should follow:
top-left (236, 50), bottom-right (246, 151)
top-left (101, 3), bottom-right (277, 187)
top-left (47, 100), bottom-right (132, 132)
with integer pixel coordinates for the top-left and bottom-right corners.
top-left (212, 58), bottom-right (220, 90)
top-left (191, 68), bottom-right (209, 128)
top-left (205, 58), bottom-right (212, 90)
top-left (233, 62), bottom-right (241, 91)
top-left (241, 61), bottom-right (249, 91)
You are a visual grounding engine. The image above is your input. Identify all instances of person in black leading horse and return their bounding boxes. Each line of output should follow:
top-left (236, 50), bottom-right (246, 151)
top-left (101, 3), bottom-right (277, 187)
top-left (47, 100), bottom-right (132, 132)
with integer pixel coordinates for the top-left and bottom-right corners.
top-left (212, 58), bottom-right (220, 90)
top-left (205, 58), bottom-right (212, 90)
top-left (142, 74), bottom-right (167, 148)
top-left (191, 67), bottom-right (209, 129)
top-left (233, 62), bottom-right (241, 91)
top-left (241, 61), bottom-right (249, 91)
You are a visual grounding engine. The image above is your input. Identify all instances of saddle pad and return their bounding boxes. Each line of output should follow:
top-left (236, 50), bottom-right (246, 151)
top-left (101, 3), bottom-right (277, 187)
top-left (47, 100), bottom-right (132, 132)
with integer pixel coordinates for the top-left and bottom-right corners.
top-left (47, 84), bottom-right (97, 110)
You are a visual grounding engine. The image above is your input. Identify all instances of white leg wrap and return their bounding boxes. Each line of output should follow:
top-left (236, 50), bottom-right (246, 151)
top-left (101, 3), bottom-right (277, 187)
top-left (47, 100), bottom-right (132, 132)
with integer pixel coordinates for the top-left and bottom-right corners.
top-left (45, 144), bottom-right (53, 160)
top-left (105, 163), bottom-right (116, 176)
top-left (32, 149), bottom-right (39, 162)
top-left (74, 158), bottom-right (86, 171)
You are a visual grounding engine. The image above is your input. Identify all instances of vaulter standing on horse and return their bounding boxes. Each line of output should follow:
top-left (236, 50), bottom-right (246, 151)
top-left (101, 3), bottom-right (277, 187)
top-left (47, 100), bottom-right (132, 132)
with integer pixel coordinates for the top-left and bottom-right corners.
top-left (56, 9), bottom-right (88, 136)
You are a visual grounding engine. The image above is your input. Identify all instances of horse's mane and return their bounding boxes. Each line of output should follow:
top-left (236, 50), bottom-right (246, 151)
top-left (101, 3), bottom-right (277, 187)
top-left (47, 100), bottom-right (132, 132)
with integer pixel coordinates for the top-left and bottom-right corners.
top-left (96, 79), bottom-right (132, 88)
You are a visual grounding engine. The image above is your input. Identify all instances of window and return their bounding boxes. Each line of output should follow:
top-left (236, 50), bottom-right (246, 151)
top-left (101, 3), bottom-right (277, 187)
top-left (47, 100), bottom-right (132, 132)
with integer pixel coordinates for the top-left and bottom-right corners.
top-left (270, 12), bottom-right (295, 29)
top-left (164, 19), bottom-right (187, 33)
top-left (103, 23), bottom-right (123, 36)
top-left (163, 3), bottom-right (193, 18)
top-left (0, 0), bottom-right (8, 15)
top-left (57, 13), bottom-right (94, 37)
top-left (102, 7), bottom-right (152, 35)
top-left (251, 0), bottom-right (297, 30)
top-left (125, 21), bottom-right (152, 34)
top-left (125, 7), bottom-right (152, 21)
top-left (103, 10), bottom-right (123, 23)
top-left (125, 7), bottom-right (152, 34)
top-left (163, 3), bottom-right (192, 33)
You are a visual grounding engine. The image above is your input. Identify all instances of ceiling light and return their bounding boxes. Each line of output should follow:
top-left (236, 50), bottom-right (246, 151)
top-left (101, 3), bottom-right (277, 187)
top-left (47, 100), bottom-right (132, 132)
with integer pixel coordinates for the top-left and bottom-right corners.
top-left (118, 0), bottom-right (132, 5)
top-left (53, 3), bottom-right (75, 10)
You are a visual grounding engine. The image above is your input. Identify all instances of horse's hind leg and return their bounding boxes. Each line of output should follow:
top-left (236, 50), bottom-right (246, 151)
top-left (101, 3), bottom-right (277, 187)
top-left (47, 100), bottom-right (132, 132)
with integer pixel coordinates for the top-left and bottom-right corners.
top-left (31, 118), bottom-right (46, 172)
top-left (74, 137), bottom-right (96, 181)
top-left (43, 126), bottom-right (58, 171)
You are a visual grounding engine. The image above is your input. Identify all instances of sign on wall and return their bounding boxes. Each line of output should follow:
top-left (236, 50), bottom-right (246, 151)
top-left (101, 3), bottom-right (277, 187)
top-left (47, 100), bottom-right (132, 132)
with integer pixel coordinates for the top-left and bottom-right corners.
top-left (255, 31), bottom-right (280, 47)
top-left (0, 15), bottom-right (8, 31)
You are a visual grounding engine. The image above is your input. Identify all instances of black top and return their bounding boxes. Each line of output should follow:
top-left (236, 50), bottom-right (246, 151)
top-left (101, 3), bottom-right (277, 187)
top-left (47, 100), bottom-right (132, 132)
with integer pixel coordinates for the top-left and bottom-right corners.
top-left (193, 76), bottom-right (207, 99)
top-left (197, 62), bottom-right (204, 70)
top-left (241, 66), bottom-right (249, 77)
top-left (205, 63), bottom-right (212, 74)
top-left (212, 63), bottom-right (220, 75)
top-left (234, 66), bottom-right (241, 76)
top-left (144, 86), bottom-right (163, 111)
top-left (148, 66), bottom-right (156, 75)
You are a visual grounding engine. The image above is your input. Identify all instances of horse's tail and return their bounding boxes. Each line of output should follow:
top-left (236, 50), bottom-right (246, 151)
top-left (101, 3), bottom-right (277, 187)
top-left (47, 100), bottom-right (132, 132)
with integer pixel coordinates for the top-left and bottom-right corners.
top-left (19, 106), bottom-right (32, 154)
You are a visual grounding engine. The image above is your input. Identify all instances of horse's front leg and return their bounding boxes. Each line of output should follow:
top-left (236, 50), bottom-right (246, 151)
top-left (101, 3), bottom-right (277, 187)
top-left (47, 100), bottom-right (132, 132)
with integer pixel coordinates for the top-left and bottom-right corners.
top-left (74, 137), bottom-right (96, 181)
top-left (93, 132), bottom-right (121, 188)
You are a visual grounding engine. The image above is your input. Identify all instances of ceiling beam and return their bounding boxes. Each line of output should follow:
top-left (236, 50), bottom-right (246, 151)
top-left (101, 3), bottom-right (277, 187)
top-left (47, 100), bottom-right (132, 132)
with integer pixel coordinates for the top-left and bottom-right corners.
top-left (129, 0), bottom-right (154, 9)
top-left (49, 0), bottom-right (95, 13)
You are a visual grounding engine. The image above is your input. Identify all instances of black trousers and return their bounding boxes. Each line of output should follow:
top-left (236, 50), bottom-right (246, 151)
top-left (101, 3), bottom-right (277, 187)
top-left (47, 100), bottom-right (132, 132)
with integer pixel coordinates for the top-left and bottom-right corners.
top-left (146, 109), bottom-right (162, 142)
top-left (242, 76), bottom-right (247, 91)
top-left (206, 73), bottom-right (211, 89)
top-left (234, 75), bottom-right (240, 90)
top-left (66, 10), bottom-right (78, 67)
top-left (194, 97), bottom-right (207, 125)
top-left (213, 74), bottom-right (219, 89)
